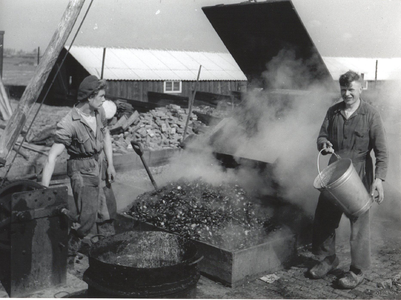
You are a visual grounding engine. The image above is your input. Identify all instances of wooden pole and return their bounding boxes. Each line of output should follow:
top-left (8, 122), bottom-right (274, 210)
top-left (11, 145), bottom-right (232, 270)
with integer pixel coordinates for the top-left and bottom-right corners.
top-left (182, 65), bottom-right (202, 143)
top-left (0, 92), bottom-right (10, 121)
top-left (0, 76), bottom-right (13, 119)
top-left (37, 47), bottom-right (40, 65)
top-left (0, 31), bottom-right (4, 78)
top-left (0, 0), bottom-right (86, 167)
top-left (101, 47), bottom-right (106, 79)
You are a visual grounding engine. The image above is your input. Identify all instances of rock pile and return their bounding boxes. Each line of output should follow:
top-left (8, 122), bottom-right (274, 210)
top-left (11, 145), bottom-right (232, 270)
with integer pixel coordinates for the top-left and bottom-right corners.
top-left (110, 104), bottom-right (208, 153)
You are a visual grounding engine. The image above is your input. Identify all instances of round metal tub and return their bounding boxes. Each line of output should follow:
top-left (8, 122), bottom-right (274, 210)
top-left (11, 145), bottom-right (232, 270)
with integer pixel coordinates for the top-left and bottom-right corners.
top-left (83, 231), bottom-right (202, 298)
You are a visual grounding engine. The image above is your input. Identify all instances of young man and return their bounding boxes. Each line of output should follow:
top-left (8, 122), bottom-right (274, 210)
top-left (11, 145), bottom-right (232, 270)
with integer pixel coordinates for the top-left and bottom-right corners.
top-left (41, 75), bottom-right (117, 259)
top-left (309, 71), bottom-right (388, 289)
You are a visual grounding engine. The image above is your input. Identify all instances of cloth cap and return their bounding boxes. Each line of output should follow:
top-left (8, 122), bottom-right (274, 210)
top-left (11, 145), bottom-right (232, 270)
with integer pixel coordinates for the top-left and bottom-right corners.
top-left (77, 75), bottom-right (100, 101)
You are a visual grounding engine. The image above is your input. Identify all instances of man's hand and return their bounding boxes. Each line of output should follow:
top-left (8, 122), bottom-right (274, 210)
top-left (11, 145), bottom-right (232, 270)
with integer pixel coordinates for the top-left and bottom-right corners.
top-left (107, 164), bottom-right (116, 183)
top-left (371, 178), bottom-right (384, 204)
top-left (321, 141), bottom-right (334, 155)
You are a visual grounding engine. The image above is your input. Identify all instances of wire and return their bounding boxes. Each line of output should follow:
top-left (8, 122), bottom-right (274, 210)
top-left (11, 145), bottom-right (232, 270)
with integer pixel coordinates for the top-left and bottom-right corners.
top-left (1, 0), bottom-right (94, 185)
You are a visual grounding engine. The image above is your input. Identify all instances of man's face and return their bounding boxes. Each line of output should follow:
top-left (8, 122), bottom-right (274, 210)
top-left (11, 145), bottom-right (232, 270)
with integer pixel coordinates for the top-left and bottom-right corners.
top-left (340, 81), bottom-right (362, 106)
top-left (89, 90), bottom-right (106, 110)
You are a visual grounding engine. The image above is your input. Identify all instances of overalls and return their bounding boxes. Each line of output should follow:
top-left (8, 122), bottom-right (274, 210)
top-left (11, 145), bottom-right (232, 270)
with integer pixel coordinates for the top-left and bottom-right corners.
top-left (313, 100), bottom-right (388, 270)
top-left (54, 107), bottom-right (116, 255)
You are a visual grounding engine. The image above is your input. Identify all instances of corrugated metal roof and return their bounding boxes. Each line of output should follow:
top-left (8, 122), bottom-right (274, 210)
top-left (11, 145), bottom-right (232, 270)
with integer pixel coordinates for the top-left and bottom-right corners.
top-left (322, 57), bottom-right (401, 81)
top-left (67, 46), bottom-right (247, 81)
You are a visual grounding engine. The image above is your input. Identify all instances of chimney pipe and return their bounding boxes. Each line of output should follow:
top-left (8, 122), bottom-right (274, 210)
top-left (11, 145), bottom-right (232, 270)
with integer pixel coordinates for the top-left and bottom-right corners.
top-left (0, 31), bottom-right (4, 78)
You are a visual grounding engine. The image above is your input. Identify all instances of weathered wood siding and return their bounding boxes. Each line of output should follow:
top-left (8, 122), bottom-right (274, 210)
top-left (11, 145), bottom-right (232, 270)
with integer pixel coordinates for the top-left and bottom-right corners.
top-left (106, 80), bottom-right (246, 102)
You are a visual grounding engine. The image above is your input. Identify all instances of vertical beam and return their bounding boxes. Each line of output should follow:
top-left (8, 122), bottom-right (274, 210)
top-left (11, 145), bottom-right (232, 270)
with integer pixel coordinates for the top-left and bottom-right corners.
top-left (101, 47), bottom-right (106, 79)
top-left (0, 0), bottom-right (86, 167)
top-left (37, 47), bottom-right (40, 65)
top-left (0, 31), bottom-right (4, 78)
top-left (0, 76), bottom-right (12, 120)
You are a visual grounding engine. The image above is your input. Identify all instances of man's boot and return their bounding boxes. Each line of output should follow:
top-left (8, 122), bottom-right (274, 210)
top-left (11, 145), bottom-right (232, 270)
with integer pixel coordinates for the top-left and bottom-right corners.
top-left (308, 255), bottom-right (339, 279)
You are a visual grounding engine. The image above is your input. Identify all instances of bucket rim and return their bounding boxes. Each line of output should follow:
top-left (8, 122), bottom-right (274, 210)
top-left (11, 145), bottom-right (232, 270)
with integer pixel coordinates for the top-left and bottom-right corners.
top-left (313, 158), bottom-right (353, 190)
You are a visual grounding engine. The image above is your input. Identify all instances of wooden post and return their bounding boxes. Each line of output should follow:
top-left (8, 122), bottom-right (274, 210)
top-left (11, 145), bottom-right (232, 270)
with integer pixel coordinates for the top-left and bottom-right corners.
top-left (37, 47), bottom-right (40, 65)
top-left (0, 76), bottom-right (12, 120)
top-left (0, 31), bottom-right (4, 78)
top-left (101, 47), bottom-right (106, 79)
top-left (182, 65), bottom-right (202, 143)
top-left (0, 0), bottom-right (86, 167)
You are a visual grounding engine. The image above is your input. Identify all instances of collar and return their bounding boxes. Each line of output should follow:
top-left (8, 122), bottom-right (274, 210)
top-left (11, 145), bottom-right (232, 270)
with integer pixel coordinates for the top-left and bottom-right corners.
top-left (333, 99), bottom-right (368, 116)
top-left (71, 105), bottom-right (98, 121)
top-left (71, 106), bottom-right (82, 121)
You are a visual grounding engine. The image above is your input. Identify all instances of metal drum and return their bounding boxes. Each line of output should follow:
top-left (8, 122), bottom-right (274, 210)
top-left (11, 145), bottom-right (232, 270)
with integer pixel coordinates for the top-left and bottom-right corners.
top-left (83, 231), bottom-right (202, 298)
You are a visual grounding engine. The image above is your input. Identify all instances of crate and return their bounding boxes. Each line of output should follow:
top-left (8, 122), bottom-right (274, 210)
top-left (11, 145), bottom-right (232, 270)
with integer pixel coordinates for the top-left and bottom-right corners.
top-left (115, 213), bottom-right (296, 287)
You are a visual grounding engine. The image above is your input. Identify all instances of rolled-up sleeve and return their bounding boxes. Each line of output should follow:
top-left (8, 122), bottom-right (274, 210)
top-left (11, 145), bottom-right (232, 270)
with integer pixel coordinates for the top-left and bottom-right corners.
top-left (53, 118), bottom-right (73, 147)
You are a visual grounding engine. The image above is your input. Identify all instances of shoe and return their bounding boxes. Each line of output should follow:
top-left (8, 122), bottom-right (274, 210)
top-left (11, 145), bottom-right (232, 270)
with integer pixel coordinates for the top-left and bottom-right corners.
top-left (338, 271), bottom-right (364, 289)
top-left (308, 256), bottom-right (339, 279)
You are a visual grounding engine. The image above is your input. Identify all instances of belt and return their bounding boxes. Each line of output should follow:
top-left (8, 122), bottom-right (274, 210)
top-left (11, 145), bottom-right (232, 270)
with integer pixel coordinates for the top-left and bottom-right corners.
top-left (69, 152), bottom-right (100, 161)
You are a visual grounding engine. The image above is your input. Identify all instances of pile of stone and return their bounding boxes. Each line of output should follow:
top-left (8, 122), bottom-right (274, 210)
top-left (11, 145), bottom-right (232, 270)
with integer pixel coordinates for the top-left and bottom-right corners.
top-left (110, 104), bottom-right (207, 153)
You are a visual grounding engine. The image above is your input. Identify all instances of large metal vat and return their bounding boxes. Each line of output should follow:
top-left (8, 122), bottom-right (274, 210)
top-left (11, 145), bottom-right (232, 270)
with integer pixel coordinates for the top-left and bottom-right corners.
top-left (83, 231), bottom-right (202, 298)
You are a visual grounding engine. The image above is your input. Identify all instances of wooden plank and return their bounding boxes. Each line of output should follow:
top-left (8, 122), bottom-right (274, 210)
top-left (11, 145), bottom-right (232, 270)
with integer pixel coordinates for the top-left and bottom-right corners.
top-left (0, 76), bottom-right (12, 120)
top-left (0, 0), bottom-right (86, 167)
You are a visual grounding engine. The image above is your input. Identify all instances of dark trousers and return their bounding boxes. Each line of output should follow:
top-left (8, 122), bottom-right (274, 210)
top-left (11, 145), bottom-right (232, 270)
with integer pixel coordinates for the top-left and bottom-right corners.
top-left (67, 158), bottom-right (117, 256)
top-left (312, 195), bottom-right (371, 271)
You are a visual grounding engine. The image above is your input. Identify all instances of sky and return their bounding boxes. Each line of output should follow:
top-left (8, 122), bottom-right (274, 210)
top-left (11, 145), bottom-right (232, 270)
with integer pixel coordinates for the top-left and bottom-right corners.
top-left (1, 0), bottom-right (401, 58)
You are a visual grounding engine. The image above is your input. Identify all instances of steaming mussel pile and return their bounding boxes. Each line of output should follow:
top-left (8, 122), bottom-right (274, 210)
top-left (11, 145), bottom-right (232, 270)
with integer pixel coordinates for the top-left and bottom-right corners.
top-left (127, 179), bottom-right (281, 250)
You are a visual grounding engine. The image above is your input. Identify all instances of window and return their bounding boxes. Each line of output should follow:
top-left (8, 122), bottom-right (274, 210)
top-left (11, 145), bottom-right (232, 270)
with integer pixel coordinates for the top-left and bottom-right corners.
top-left (164, 81), bottom-right (182, 93)
top-left (362, 81), bottom-right (369, 90)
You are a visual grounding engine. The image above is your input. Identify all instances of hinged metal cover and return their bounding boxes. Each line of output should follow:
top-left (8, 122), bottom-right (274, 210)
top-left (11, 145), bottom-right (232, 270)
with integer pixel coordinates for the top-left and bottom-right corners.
top-left (8, 186), bottom-right (69, 297)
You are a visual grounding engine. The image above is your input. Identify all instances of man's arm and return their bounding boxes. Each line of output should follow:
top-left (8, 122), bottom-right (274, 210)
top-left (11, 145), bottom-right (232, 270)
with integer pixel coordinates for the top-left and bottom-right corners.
top-left (370, 112), bottom-right (389, 204)
top-left (103, 128), bottom-right (116, 182)
top-left (41, 143), bottom-right (65, 187)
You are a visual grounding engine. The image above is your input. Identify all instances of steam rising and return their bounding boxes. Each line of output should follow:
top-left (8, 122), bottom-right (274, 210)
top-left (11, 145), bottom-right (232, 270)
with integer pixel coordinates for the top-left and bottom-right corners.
top-left (157, 50), bottom-right (401, 223)
top-left (158, 50), bottom-right (334, 215)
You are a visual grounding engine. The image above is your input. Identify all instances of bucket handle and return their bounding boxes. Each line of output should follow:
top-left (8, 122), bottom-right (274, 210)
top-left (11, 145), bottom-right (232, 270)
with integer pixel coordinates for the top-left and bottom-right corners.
top-left (317, 149), bottom-right (341, 188)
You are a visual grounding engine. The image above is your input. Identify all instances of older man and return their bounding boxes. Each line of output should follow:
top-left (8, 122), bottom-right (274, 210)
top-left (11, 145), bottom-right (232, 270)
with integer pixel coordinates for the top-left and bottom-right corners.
top-left (308, 71), bottom-right (388, 289)
top-left (41, 75), bottom-right (117, 260)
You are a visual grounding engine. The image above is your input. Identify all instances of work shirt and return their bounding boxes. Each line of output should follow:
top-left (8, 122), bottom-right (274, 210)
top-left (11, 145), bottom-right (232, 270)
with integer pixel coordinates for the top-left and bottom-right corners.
top-left (317, 100), bottom-right (388, 186)
top-left (53, 105), bottom-right (114, 237)
top-left (53, 106), bottom-right (107, 158)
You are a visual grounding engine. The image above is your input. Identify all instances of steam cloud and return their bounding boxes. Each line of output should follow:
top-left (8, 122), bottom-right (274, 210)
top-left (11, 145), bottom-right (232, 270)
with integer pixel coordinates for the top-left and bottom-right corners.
top-left (157, 49), bottom-right (401, 222)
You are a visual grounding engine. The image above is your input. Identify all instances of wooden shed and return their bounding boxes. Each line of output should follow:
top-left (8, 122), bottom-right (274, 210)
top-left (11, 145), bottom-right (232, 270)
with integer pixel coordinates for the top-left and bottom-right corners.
top-left (40, 46), bottom-right (247, 107)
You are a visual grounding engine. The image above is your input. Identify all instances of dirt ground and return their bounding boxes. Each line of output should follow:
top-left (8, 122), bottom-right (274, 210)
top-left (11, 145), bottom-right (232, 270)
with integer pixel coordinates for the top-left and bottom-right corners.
top-left (2, 165), bottom-right (396, 299)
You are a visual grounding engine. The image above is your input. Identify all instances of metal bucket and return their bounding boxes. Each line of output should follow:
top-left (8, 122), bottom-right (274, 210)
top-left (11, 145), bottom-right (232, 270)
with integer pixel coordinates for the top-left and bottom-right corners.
top-left (313, 151), bottom-right (373, 217)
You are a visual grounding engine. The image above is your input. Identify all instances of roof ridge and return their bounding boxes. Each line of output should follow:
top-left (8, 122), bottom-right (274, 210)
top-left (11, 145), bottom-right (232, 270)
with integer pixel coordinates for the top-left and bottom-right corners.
top-left (66, 45), bottom-right (230, 55)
